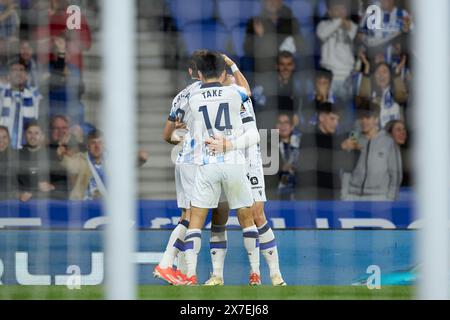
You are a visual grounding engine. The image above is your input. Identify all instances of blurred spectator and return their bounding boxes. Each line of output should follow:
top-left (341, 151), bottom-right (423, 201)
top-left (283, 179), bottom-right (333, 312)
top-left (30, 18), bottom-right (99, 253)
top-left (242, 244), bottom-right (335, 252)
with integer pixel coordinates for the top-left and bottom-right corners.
top-left (17, 120), bottom-right (54, 202)
top-left (0, 0), bottom-right (19, 42)
top-left (296, 102), bottom-right (350, 200)
top-left (301, 68), bottom-right (336, 130)
top-left (252, 51), bottom-right (302, 129)
top-left (244, 0), bottom-right (303, 73)
top-left (34, 0), bottom-right (92, 71)
top-left (275, 112), bottom-right (301, 200)
top-left (357, 51), bottom-right (408, 128)
top-left (19, 0), bottom-right (49, 38)
top-left (47, 114), bottom-right (84, 200)
top-left (19, 39), bottom-right (39, 87)
top-left (0, 125), bottom-right (18, 200)
top-left (385, 119), bottom-right (411, 187)
top-left (0, 58), bottom-right (41, 149)
top-left (49, 114), bottom-right (84, 150)
top-left (59, 128), bottom-right (105, 200)
top-left (357, 0), bottom-right (412, 64)
top-left (42, 35), bottom-right (85, 124)
top-left (59, 129), bottom-right (148, 200)
top-left (341, 101), bottom-right (402, 201)
top-left (317, 0), bottom-right (357, 99)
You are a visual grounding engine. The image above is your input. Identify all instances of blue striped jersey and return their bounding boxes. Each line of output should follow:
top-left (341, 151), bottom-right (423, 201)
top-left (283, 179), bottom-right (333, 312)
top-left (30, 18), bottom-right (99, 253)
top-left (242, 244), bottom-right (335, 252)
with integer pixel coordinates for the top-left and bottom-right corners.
top-left (186, 82), bottom-right (254, 165)
top-left (241, 99), bottom-right (262, 169)
top-left (168, 81), bottom-right (202, 165)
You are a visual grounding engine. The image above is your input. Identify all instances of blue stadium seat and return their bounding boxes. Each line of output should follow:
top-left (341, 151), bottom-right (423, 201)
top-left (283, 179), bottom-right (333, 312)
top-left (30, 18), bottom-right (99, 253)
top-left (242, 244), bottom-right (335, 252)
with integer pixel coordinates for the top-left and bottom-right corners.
top-left (230, 25), bottom-right (248, 57)
top-left (300, 27), bottom-right (318, 56)
top-left (182, 20), bottom-right (230, 55)
top-left (167, 0), bottom-right (215, 29)
top-left (284, 0), bottom-right (316, 32)
top-left (316, 0), bottom-right (329, 19)
top-left (217, 0), bottom-right (262, 30)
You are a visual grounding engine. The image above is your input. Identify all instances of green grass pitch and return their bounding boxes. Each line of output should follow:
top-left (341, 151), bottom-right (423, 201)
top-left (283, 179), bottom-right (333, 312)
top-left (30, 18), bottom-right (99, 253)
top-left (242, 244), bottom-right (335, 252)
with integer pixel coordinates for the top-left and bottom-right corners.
top-left (0, 285), bottom-right (414, 300)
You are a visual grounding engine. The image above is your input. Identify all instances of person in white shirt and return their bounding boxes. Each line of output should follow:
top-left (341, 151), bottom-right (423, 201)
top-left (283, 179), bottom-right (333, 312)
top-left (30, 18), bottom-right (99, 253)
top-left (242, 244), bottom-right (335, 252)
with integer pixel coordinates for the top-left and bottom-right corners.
top-left (317, 0), bottom-right (358, 99)
top-left (357, 50), bottom-right (408, 128)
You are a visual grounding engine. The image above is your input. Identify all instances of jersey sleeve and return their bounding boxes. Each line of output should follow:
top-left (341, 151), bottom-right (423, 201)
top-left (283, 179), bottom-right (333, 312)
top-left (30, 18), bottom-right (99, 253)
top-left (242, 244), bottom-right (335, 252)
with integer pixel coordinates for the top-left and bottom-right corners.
top-left (168, 87), bottom-right (191, 122)
top-left (168, 92), bottom-right (183, 122)
top-left (230, 84), bottom-right (249, 103)
top-left (240, 101), bottom-right (254, 124)
top-left (168, 82), bottom-right (200, 122)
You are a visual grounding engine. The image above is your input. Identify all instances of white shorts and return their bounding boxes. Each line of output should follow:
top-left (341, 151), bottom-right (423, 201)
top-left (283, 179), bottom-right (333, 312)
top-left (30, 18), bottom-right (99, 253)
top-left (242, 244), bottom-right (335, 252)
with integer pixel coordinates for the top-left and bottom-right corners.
top-left (218, 163), bottom-right (267, 203)
top-left (191, 163), bottom-right (254, 210)
top-left (247, 163), bottom-right (267, 202)
top-left (175, 163), bottom-right (198, 209)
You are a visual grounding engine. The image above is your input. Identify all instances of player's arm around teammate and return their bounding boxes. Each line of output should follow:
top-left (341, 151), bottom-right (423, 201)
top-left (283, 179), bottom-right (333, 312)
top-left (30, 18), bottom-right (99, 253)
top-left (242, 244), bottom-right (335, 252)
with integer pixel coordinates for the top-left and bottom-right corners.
top-left (206, 58), bottom-right (286, 286)
top-left (181, 52), bottom-right (261, 285)
top-left (154, 50), bottom-right (210, 285)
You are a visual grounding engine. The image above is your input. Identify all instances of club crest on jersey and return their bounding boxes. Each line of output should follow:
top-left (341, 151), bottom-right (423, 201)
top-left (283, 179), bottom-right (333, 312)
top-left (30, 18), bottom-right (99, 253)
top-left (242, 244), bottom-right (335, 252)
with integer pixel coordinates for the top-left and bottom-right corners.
top-left (250, 177), bottom-right (259, 185)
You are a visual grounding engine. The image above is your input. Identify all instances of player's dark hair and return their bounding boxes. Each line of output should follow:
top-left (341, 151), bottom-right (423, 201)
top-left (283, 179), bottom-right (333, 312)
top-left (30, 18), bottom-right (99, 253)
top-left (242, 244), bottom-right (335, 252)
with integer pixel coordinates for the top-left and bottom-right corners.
top-left (188, 49), bottom-right (209, 78)
top-left (196, 51), bottom-right (226, 80)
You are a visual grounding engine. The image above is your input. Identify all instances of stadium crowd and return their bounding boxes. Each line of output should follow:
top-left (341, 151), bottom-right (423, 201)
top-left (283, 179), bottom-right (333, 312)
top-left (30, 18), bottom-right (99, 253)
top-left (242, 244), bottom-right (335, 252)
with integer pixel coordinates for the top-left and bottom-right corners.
top-left (0, 0), bottom-right (413, 202)
top-left (165, 0), bottom-right (413, 201)
top-left (0, 0), bottom-right (148, 202)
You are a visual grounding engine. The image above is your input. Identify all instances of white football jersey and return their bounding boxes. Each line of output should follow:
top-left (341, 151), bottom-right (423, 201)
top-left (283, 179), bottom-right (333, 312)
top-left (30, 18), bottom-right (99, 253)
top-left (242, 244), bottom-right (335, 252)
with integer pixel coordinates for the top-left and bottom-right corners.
top-left (241, 99), bottom-right (262, 168)
top-left (168, 81), bottom-right (202, 164)
top-left (186, 82), bottom-right (254, 165)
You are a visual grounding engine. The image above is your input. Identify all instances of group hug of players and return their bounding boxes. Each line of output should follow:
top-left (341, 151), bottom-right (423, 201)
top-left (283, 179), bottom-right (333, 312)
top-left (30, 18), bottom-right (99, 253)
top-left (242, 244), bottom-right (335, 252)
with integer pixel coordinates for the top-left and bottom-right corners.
top-left (153, 50), bottom-right (286, 286)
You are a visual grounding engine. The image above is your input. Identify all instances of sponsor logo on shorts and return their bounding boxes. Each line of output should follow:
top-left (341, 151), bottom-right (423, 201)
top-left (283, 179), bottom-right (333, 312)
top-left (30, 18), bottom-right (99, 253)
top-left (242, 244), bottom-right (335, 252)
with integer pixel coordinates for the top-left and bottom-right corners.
top-left (250, 177), bottom-right (259, 185)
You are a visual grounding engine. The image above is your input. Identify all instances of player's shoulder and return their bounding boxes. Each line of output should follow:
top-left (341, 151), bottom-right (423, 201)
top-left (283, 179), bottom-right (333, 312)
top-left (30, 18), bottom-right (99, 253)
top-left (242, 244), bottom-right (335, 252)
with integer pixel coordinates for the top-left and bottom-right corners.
top-left (186, 80), bottom-right (202, 92)
top-left (225, 84), bottom-right (249, 101)
top-left (174, 81), bottom-right (202, 102)
top-left (227, 83), bottom-right (247, 93)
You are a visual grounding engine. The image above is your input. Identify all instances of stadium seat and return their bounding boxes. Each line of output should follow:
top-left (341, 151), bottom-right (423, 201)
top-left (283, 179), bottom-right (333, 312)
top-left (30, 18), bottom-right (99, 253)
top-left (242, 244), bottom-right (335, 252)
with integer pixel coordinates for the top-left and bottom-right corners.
top-left (217, 0), bottom-right (262, 30)
top-left (181, 20), bottom-right (231, 55)
top-left (167, 0), bottom-right (215, 29)
top-left (284, 0), bottom-right (316, 32)
top-left (316, 0), bottom-right (329, 19)
top-left (230, 25), bottom-right (247, 58)
top-left (300, 26), bottom-right (318, 56)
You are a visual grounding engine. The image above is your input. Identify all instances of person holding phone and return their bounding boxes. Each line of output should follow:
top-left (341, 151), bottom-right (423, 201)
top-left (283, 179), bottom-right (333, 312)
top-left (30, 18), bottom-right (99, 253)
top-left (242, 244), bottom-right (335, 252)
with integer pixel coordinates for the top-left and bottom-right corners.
top-left (340, 99), bottom-right (402, 201)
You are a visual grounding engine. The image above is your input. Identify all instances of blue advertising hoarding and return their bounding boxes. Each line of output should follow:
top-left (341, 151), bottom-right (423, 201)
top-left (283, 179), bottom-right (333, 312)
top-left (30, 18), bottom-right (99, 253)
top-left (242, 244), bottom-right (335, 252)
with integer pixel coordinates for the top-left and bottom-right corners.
top-left (0, 230), bottom-right (415, 286)
top-left (0, 199), bottom-right (416, 230)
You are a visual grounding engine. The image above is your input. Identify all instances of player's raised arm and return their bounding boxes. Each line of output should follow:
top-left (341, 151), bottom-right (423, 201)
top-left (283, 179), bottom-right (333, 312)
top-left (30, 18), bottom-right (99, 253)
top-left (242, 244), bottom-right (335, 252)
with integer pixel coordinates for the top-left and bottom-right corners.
top-left (222, 54), bottom-right (251, 97)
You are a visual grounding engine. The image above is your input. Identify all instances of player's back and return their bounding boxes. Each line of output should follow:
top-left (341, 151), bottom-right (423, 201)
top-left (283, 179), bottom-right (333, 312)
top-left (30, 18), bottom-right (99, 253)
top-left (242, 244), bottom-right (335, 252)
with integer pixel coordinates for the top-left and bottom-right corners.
top-left (187, 82), bottom-right (250, 165)
top-left (168, 81), bottom-right (202, 165)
